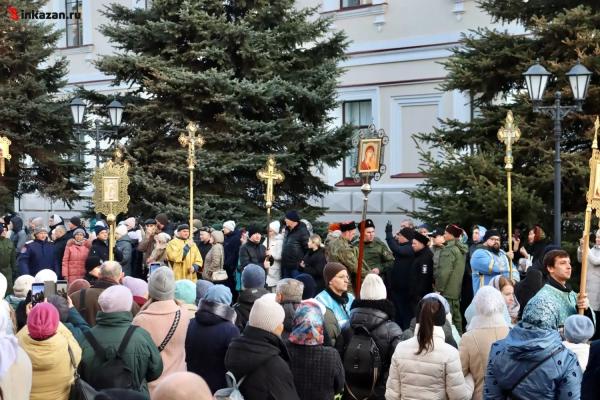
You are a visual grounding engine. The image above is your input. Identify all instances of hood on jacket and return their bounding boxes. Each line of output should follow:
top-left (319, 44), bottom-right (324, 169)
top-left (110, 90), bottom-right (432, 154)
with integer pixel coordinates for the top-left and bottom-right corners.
top-left (350, 299), bottom-right (395, 329)
top-left (10, 216), bottom-right (23, 232)
top-left (501, 322), bottom-right (563, 363)
top-left (117, 234), bottom-right (132, 243)
top-left (225, 325), bottom-right (287, 376)
top-left (237, 288), bottom-right (269, 306)
top-left (211, 230), bottom-right (224, 244)
top-left (197, 300), bottom-right (237, 324)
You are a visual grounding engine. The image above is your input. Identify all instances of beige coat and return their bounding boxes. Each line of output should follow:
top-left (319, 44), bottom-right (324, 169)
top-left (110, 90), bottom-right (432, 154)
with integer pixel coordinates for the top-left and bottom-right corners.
top-left (17, 323), bottom-right (81, 400)
top-left (386, 326), bottom-right (473, 400)
top-left (0, 347), bottom-right (32, 400)
top-left (132, 300), bottom-right (192, 397)
top-left (459, 327), bottom-right (509, 400)
top-left (202, 231), bottom-right (225, 281)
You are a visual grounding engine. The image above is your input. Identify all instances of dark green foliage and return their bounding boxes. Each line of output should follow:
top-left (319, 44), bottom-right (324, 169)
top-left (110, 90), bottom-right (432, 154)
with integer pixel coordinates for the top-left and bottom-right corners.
top-left (0, 0), bottom-right (86, 212)
top-left (92, 0), bottom-right (352, 225)
top-left (409, 3), bottom-right (600, 241)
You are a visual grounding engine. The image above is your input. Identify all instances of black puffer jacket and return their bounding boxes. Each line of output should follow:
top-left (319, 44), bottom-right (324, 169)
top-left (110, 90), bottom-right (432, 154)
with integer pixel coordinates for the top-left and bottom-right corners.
top-left (225, 326), bottom-right (300, 400)
top-left (281, 222), bottom-right (310, 272)
top-left (409, 246), bottom-right (434, 302)
top-left (233, 288), bottom-right (269, 332)
top-left (302, 247), bottom-right (327, 293)
top-left (239, 240), bottom-right (266, 269)
top-left (89, 239), bottom-right (123, 263)
top-left (338, 299), bottom-right (403, 399)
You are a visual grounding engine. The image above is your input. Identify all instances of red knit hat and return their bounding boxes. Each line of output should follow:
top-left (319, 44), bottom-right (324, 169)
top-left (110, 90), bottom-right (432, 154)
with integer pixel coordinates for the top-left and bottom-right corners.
top-left (28, 303), bottom-right (59, 340)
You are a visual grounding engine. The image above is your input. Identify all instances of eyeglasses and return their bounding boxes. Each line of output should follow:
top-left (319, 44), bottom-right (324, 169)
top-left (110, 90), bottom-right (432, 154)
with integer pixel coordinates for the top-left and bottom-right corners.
top-left (335, 274), bottom-right (350, 280)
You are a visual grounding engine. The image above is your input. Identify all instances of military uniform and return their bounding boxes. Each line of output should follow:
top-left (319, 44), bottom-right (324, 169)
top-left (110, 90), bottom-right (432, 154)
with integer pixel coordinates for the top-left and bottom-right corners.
top-left (362, 237), bottom-right (394, 275)
top-left (327, 236), bottom-right (359, 273)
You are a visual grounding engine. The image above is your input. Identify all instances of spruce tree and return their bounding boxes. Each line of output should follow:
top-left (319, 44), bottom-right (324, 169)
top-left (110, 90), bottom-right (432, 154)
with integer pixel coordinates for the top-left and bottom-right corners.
top-left (0, 0), bottom-right (86, 211)
top-left (94, 0), bottom-right (352, 224)
top-left (409, 3), bottom-right (600, 240)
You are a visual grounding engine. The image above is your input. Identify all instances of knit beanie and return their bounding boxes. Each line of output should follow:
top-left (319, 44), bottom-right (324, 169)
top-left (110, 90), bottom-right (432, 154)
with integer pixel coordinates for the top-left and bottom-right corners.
top-left (155, 213), bottom-right (169, 226)
top-left (360, 274), bottom-right (387, 300)
top-left (72, 228), bottom-right (86, 237)
top-left (46, 295), bottom-right (69, 322)
top-left (85, 255), bottom-right (102, 273)
top-left (276, 279), bottom-right (304, 303)
top-left (98, 285), bottom-right (133, 313)
top-left (13, 274), bottom-right (35, 298)
top-left (148, 266), bottom-right (176, 301)
top-left (116, 224), bottom-right (128, 238)
top-left (223, 220), bottom-right (236, 232)
top-left (34, 269), bottom-right (57, 283)
top-left (285, 210), bottom-right (300, 223)
top-left (123, 276), bottom-right (148, 298)
top-left (295, 273), bottom-right (316, 300)
top-left (482, 229), bottom-right (500, 243)
top-left (242, 264), bottom-right (265, 289)
top-left (175, 280), bottom-right (197, 305)
top-left (176, 224), bottom-right (190, 232)
top-left (94, 225), bottom-right (108, 235)
top-left (124, 217), bottom-right (136, 230)
top-left (203, 284), bottom-right (233, 306)
top-left (196, 280), bottom-right (214, 305)
top-left (28, 303), bottom-right (59, 340)
top-left (269, 220), bottom-right (281, 234)
top-left (398, 227), bottom-right (415, 241)
top-left (564, 314), bottom-right (595, 344)
top-left (249, 294), bottom-right (285, 334)
top-left (323, 262), bottom-right (347, 286)
top-left (412, 231), bottom-right (430, 247)
top-left (67, 279), bottom-right (90, 297)
top-left (33, 226), bottom-right (48, 236)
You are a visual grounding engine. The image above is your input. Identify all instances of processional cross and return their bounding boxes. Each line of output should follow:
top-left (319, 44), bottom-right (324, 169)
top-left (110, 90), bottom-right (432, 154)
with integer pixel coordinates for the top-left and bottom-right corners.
top-left (179, 122), bottom-right (205, 230)
top-left (257, 156), bottom-right (285, 247)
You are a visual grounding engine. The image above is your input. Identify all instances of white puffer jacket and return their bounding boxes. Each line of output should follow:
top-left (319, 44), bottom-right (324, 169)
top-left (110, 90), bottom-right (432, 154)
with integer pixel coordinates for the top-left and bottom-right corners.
top-left (385, 326), bottom-right (473, 400)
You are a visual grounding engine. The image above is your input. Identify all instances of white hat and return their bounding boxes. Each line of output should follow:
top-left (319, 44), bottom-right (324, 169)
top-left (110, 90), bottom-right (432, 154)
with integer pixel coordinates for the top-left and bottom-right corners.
top-left (269, 220), bottom-right (281, 234)
top-left (249, 294), bottom-right (285, 334)
top-left (223, 220), bottom-right (236, 232)
top-left (34, 269), bottom-right (57, 283)
top-left (115, 224), bottom-right (128, 238)
top-left (360, 273), bottom-right (387, 300)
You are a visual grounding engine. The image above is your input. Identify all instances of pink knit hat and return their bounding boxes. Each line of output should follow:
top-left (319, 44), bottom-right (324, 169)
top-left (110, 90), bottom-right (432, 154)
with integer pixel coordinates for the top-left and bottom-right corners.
top-left (28, 303), bottom-right (59, 340)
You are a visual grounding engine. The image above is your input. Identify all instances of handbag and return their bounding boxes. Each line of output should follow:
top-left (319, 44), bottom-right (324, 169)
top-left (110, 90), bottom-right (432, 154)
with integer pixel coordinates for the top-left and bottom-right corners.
top-left (212, 269), bottom-right (228, 282)
top-left (68, 345), bottom-right (97, 400)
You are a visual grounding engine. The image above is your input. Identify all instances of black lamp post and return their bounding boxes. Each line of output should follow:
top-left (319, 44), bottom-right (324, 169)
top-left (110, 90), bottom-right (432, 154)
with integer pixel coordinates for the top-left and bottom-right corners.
top-left (70, 97), bottom-right (124, 167)
top-left (523, 61), bottom-right (592, 245)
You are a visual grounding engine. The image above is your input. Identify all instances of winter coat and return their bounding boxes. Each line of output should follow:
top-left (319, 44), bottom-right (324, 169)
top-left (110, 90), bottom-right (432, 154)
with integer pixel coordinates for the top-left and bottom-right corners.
top-left (132, 300), bottom-right (191, 396)
top-left (582, 339), bottom-right (600, 399)
top-left (0, 237), bottom-right (15, 294)
top-left (362, 237), bottom-right (395, 275)
top-left (61, 238), bottom-right (91, 283)
top-left (233, 287), bottom-right (269, 331)
top-left (165, 237), bottom-right (202, 281)
top-left (327, 236), bottom-right (361, 275)
top-left (202, 233), bottom-right (225, 281)
top-left (79, 311), bottom-right (163, 397)
top-left (116, 234), bottom-right (133, 276)
top-left (485, 322), bottom-right (582, 400)
top-left (224, 229), bottom-right (242, 274)
top-left (316, 288), bottom-right (355, 331)
top-left (89, 238), bottom-right (123, 264)
top-left (459, 327), bottom-right (509, 400)
top-left (281, 222), bottom-right (310, 273)
top-left (239, 239), bottom-right (266, 269)
top-left (264, 233), bottom-right (284, 287)
top-left (385, 232), bottom-right (415, 293)
top-left (70, 279), bottom-right (140, 326)
top-left (17, 323), bottom-right (82, 400)
top-left (186, 299), bottom-right (239, 392)
top-left (286, 342), bottom-right (345, 400)
top-left (435, 239), bottom-right (468, 300)
top-left (17, 238), bottom-right (57, 276)
top-left (225, 325), bottom-right (301, 400)
top-left (563, 341), bottom-right (590, 371)
top-left (0, 345), bottom-right (32, 400)
top-left (137, 233), bottom-right (156, 268)
top-left (63, 306), bottom-right (92, 346)
top-left (410, 246), bottom-right (434, 303)
top-left (339, 299), bottom-right (403, 398)
top-left (195, 235), bottom-right (212, 262)
top-left (53, 234), bottom-right (69, 275)
top-left (9, 216), bottom-right (27, 253)
top-left (400, 317), bottom-right (458, 349)
top-left (386, 326), bottom-right (473, 400)
top-left (578, 244), bottom-right (600, 310)
top-left (302, 247), bottom-right (327, 293)
top-left (470, 247), bottom-right (515, 294)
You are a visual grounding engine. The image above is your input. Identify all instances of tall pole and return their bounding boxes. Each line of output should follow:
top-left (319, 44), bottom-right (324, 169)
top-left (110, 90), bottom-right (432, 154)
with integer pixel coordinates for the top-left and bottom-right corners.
top-left (355, 180), bottom-right (372, 295)
top-left (497, 111), bottom-right (521, 280)
top-left (257, 156), bottom-right (285, 249)
top-left (179, 122), bottom-right (204, 232)
top-left (95, 122), bottom-right (101, 168)
top-left (553, 92), bottom-right (563, 246)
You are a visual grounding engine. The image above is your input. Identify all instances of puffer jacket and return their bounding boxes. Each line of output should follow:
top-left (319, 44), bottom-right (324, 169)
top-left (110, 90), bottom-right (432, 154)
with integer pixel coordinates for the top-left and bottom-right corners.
top-left (239, 240), bottom-right (266, 269)
top-left (281, 222), bottom-right (310, 273)
top-left (339, 299), bottom-right (403, 399)
top-left (62, 238), bottom-right (91, 283)
top-left (233, 287), bottom-right (269, 332)
top-left (485, 322), bottom-right (582, 400)
top-left (17, 323), bottom-right (82, 400)
top-left (9, 216), bottom-right (28, 253)
top-left (116, 234), bottom-right (133, 275)
top-left (202, 231), bottom-right (225, 281)
top-left (435, 239), bottom-right (468, 299)
top-left (386, 326), bottom-right (472, 400)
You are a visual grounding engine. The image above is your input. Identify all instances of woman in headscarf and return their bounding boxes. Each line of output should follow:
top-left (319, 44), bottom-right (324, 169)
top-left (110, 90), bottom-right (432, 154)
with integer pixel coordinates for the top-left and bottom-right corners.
top-left (459, 286), bottom-right (509, 400)
top-left (489, 275), bottom-right (520, 324)
top-left (0, 306), bottom-right (32, 400)
top-left (286, 301), bottom-right (344, 400)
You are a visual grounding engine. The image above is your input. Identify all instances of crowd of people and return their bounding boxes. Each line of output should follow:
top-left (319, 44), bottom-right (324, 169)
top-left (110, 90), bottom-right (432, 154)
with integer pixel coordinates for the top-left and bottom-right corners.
top-left (0, 211), bottom-right (600, 399)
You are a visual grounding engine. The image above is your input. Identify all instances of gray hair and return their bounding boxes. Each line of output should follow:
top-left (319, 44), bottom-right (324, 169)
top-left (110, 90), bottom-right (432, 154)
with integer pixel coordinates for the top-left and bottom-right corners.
top-left (54, 225), bottom-right (67, 235)
top-left (100, 261), bottom-right (122, 279)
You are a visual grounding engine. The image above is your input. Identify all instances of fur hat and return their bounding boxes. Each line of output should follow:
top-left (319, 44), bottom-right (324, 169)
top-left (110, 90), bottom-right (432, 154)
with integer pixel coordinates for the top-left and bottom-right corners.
top-left (360, 274), bottom-right (387, 300)
top-left (340, 221), bottom-right (356, 232)
top-left (445, 224), bottom-right (463, 238)
top-left (249, 294), bottom-right (285, 334)
top-left (398, 227), bottom-right (415, 241)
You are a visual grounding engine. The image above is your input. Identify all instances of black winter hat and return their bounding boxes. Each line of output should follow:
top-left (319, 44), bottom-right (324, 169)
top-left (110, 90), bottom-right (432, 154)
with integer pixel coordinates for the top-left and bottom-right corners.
top-left (482, 229), bottom-right (500, 243)
top-left (413, 231), bottom-right (430, 246)
top-left (85, 255), bottom-right (102, 272)
top-left (285, 210), bottom-right (300, 222)
top-left (398, 227), bottom-right (415, 241)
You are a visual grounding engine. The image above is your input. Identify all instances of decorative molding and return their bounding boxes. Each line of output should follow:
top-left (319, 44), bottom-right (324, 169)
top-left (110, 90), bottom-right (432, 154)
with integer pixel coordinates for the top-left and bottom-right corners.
top-left (322, 3), bottom-right (388, 20)
top-left (391, 172), bottom-right (426, 178)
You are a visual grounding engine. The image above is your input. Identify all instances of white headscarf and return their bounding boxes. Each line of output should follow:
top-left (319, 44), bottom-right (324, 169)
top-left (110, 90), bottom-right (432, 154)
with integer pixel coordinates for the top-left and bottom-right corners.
top-left (489, 275), bottom-right (520, 321)
top-left (0, 306), bottom-right (18, 378)
top-left (467, 286), bottom-right (510, 331)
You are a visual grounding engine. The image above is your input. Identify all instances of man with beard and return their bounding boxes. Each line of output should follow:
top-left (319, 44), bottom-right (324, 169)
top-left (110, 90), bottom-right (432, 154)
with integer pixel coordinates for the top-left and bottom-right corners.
top-left (470, 229), bottom-right (517, 294)
top-left (361, 219), bottom-right (394, 277)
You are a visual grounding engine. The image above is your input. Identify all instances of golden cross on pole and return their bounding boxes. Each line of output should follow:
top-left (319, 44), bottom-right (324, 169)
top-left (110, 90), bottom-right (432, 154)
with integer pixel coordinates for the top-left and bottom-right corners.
top-left (497, 111), bottom-right (521, 280)
top-left (0, 136), bottom-right (12, 176)
top-left (257, 156), bottom-right (284, 247)
top-left (179, 122), bottom-right (205, 231)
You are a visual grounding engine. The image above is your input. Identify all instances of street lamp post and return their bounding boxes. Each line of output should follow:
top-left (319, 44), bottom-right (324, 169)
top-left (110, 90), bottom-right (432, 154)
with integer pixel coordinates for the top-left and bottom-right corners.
top-left (523, 61), bottom-right (592, 245)
top-left (70, 97), bottom-right (124, 167)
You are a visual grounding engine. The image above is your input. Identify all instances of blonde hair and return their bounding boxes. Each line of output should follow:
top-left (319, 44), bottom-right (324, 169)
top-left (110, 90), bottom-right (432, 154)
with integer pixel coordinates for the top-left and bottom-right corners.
top-left (309, 234), bottom-right (324, 248)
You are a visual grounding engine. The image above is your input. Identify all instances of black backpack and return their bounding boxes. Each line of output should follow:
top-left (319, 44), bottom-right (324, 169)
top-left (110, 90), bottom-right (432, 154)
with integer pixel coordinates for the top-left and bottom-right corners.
top-left (83, 326), bottom-right (138, 390)
top-left (342, 324), bottom-right (383, 400)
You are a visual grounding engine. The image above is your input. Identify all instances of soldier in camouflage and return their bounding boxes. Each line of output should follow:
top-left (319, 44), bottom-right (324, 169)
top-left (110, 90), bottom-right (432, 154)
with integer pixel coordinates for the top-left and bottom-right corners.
top-left (326, 221), bottom-right (359, 276)
top-left (358, 219), bottom-right (394, 277)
